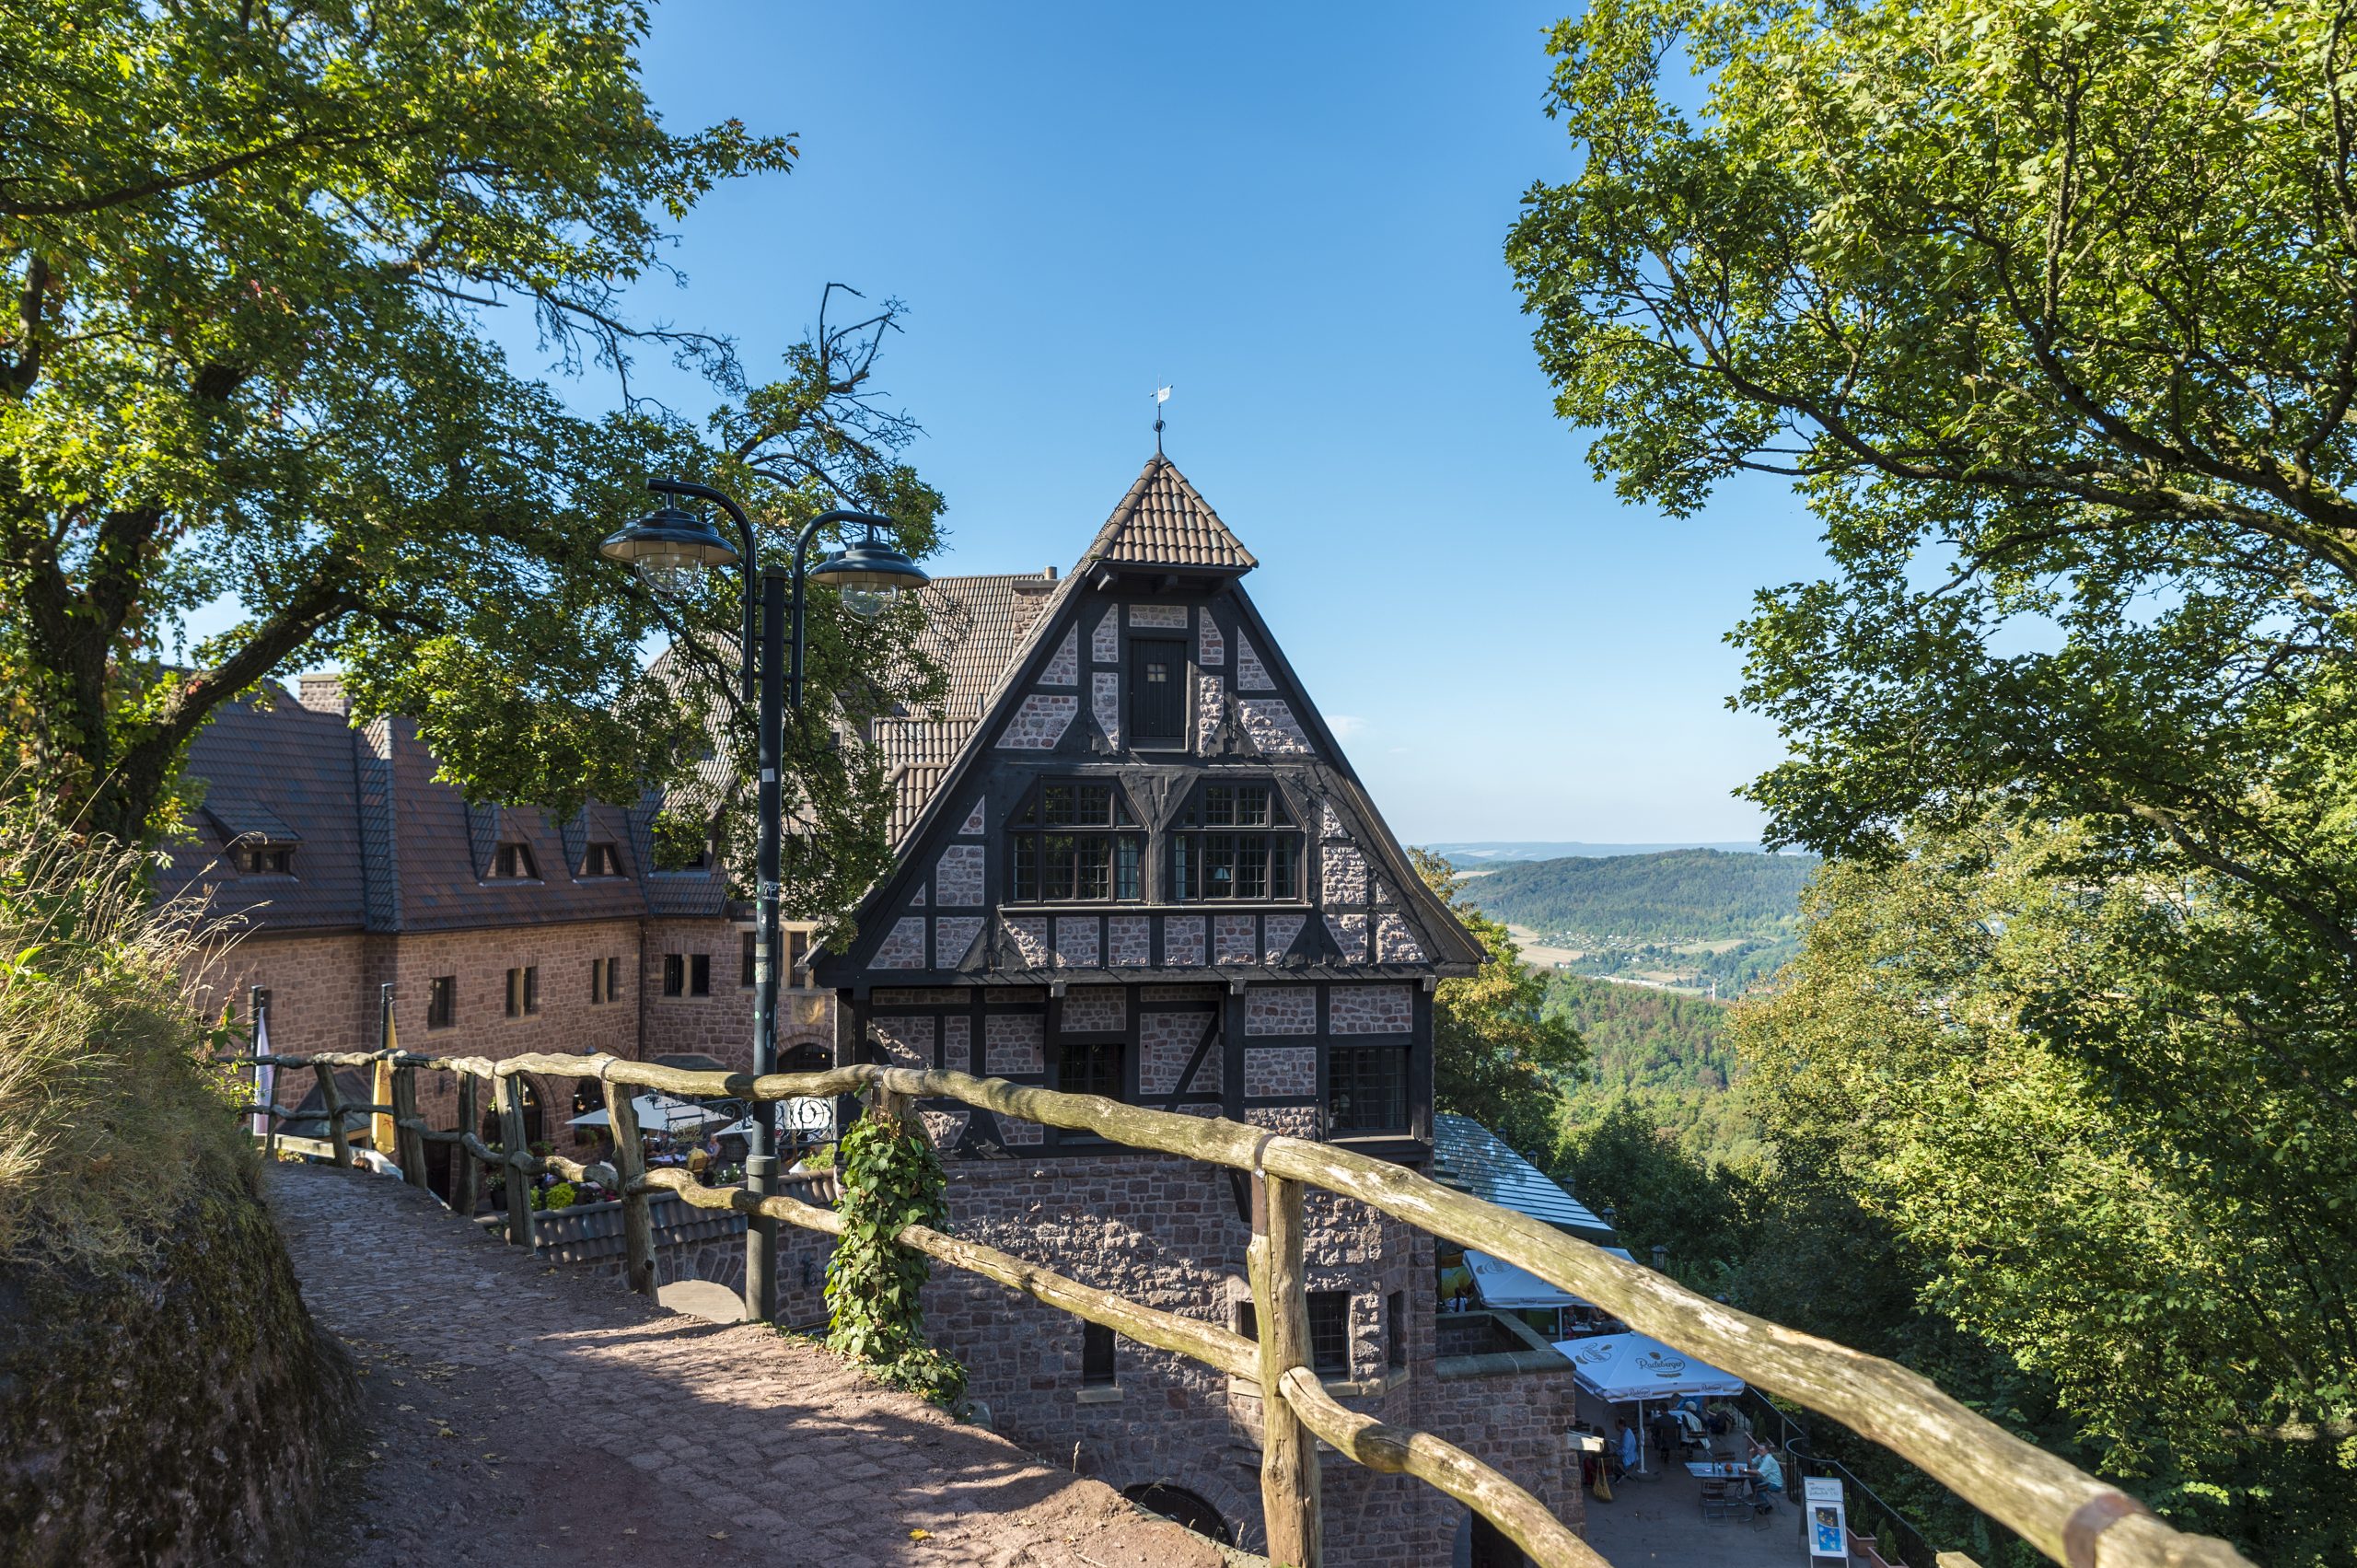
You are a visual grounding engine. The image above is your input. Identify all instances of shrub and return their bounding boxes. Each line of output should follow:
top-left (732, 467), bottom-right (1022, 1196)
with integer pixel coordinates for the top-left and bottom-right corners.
top-left (0, 793), bottom-right (246, 1265)
top-left (824, 1100), bottom-right (966, 1408)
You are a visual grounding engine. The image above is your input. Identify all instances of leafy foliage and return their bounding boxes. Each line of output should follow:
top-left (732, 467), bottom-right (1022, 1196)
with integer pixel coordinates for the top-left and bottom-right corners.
top-left (1410, 848), bottom-right (1585, 1155)
top-left (1512, 4), bottom-right (2357, 1560)
top-left (0, 2), bottom-right (945, 926)
top-left (824, 1099), bottom-right (966, 1409)
top-left (1734, 828), bottom-right (2357, 1560)
top-left (1460, 849), bottom-right (1816, 945)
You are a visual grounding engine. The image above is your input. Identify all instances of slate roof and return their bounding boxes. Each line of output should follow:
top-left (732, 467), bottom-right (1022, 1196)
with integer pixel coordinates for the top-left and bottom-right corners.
top-left (1431, 1114), bottom-right (1616, 1238)
top-left (1083, 454), bottom-right (1258, 574)
top-left (159, 683), bottom-right (728, 935)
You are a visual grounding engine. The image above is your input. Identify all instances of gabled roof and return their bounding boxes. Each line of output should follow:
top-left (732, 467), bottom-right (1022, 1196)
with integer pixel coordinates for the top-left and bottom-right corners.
top-left (1083, 455), bottom-right (1258, 574)
top-left (1432, 1115), bottom-right (1616, 1238)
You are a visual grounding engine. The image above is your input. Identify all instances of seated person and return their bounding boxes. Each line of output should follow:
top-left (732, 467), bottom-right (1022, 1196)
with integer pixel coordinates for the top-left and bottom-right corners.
top-left (1617, 1418), bottom-right (1640, 1479)
top-left (1751, 1443), bottom-right (1785, 1501)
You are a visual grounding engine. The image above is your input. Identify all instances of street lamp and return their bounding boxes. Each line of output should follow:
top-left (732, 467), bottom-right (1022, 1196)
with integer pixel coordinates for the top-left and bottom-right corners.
top-left (600, 478), bottom-right (927, 1324)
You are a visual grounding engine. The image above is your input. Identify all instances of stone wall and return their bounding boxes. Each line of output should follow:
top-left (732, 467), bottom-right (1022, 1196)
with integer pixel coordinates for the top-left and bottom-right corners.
top-left (639, 916), bottom-right (831, 1070)
top-left (186, 930), bottom-right (374, 1063)
top-left (918, 1152), bottom-right (1458, 1559)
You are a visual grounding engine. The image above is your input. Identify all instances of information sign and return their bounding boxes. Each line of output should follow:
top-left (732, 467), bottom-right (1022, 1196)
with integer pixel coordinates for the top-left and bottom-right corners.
top-left (1804, 1475), bottom-right (1849, 1562)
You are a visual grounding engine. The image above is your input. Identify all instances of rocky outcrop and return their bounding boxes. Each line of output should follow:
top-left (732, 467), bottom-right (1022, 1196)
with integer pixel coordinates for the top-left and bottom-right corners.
top-left (0, 1166), bottom-right (347, 1566)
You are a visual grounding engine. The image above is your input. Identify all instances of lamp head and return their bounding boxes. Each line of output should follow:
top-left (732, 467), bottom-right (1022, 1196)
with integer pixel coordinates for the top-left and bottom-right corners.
top-left (598, 502), bottom-right (740, 597)
top-left (811, 517), bottom-right (929, 620)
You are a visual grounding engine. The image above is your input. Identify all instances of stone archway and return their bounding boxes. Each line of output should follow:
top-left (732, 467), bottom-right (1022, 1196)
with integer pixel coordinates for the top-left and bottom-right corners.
top-left (1121, 1482), bottom-right (1235, 1546)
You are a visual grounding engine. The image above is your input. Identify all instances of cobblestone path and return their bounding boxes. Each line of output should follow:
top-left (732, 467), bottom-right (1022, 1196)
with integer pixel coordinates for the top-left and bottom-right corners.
top-left (266, 1164), bottom-right (1230, 1568)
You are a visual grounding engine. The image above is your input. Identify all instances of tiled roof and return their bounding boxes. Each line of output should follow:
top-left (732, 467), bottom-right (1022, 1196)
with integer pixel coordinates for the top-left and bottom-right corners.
top-left (158, 684), bottom-right (726, 935)
top-left (911, 571), bottom-right (1059, 719)
top-left (874, 716), bottom-right (980, 842)
top-left (1431, 1114), bottom-right (1615, 1237)
top-left (1082, 455), bottom-right (1258, 574)
top-left (873, 569), bottom-right (1059, 842)
top-left (158, 694), bottom-right (372, 930)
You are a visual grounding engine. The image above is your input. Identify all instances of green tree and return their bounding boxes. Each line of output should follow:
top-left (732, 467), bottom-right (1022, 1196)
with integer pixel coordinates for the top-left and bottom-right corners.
top-left (1510, 4), bottom-right (2357, 1558)
top-left (1412, 847), bottom-right (1585, 1155)
top-left (1733, 829), bottom-right (2357, 1562)
top-left (1, 0), bottom-right (943, 920)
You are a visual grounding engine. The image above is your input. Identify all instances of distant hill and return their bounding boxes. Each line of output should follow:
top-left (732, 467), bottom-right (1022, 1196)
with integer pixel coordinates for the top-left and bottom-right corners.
top-left (1457, 847), bottom-right (1819, 944)
top-left (1426, 840), bottom-right (1760, 864)
top-left (1544, 974), bottom-right (1760, 1165)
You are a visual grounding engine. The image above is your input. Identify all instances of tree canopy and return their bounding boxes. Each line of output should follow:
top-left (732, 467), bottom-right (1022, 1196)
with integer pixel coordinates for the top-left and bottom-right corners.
top-left (1, 0), bottom-right (943, 920)
top-left (1411, 847), bottom-right (1586, 1156)
top-left (1510, 2), bottom-right (2357, 1558)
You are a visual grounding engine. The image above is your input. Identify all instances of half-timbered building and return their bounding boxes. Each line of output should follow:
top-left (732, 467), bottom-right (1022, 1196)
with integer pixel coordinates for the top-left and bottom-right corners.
top-left (818, 455), bottom-right (1584, 1564)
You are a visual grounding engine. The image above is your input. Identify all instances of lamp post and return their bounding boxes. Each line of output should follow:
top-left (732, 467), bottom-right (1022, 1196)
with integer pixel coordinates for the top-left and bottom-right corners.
top-left (599, 479), bottom-right (927, 1324)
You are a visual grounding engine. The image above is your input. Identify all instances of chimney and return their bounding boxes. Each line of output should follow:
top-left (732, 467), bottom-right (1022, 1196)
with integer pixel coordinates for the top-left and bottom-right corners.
top-left (296, 673), bottom-right (348, 716)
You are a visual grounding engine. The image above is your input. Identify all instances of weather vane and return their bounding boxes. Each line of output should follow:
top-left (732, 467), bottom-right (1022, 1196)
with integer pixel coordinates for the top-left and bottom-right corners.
top-left (1153, 382), bottom-right (1172, 454)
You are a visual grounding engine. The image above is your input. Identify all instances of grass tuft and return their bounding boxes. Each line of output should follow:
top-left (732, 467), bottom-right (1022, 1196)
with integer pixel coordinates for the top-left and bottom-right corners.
top-left (0, 790), bottom-right (249, 1266)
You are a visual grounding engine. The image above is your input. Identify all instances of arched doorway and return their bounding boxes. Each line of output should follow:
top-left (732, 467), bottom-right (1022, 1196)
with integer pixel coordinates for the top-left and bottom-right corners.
top-left (1121, 1483), bottom-right (1234, 1546)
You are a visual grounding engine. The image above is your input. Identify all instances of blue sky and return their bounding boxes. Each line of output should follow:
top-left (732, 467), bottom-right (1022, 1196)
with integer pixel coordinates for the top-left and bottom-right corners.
top-left (195, 1), bottom-right (1831, 844)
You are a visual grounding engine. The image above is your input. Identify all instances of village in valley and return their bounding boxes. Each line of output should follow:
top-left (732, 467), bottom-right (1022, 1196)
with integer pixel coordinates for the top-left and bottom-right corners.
top-left (4, 6), bottom-right (2350, 1568)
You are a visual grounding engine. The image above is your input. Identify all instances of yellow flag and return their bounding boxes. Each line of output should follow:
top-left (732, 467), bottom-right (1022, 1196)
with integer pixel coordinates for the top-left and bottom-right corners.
top-left (372, 1016), bottom-right (398, 1154)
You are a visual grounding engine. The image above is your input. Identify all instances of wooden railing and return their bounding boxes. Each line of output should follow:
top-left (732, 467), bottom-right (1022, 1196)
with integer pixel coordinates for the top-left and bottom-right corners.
top-left (241, 1049), bottom-right (2257, 1568)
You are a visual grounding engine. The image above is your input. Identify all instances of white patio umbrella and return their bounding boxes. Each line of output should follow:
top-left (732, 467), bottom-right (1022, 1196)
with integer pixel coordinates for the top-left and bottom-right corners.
top-left (566, 1093), bottom-right (727, 1134)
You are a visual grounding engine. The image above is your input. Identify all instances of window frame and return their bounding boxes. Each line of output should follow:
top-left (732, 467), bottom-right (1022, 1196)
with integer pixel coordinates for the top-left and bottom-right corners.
top-left (690, 953), bottom-right (712, 997)
top-left (741, 928), bottom-right (758, 989)
top-left (1056, 1037), bottom-right (1123, 1101)
top-left (1004, 779), bottom-right (1146, 905)
top-left (662, 953), bottom-right (685, 997)
top-left (426, 975), bottom-right (456, 1029)
top-left (1169, 780), bottom-right (1304, 903)
top-left (490, 842), bottom-right (540, 880)
top-left (1327, 1043), bottom-right (1410, 1135)
top-left (1081, 1320), bottom-right (1117, 1388)
top-left (1387, 1289), bottom-right (1407, 1369)
top-left (1306, 1290), bottom-right (1352, 1377)
top-left (241, 844), bottom-right (296, 875)
top-left (577, 842), bottom-right (624, 877)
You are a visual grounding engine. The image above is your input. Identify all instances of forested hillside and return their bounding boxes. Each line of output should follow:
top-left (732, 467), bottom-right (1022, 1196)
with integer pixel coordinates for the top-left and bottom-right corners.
top-left (1463, 848), bottom-right (1818, 940)
top-left (1543, 974), bottom-right (1760, 1165)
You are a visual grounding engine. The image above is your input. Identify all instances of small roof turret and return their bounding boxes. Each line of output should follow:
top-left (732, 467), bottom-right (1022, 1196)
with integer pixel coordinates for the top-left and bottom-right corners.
top-left (1080, 454), bottom-right (1257, 577)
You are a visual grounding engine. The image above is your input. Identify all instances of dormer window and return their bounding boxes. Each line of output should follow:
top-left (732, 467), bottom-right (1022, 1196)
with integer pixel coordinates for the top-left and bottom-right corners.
top-left (1007, 781), bottom-right (1144, 902)
top-left (578, 842), bottom-right (624, 877)
top-left (490, 842), bottom-right (539, 879)
top-left (1171, 782), bottom-right (1300, 901)
top-left (242, 845), bottom-right (295, 876)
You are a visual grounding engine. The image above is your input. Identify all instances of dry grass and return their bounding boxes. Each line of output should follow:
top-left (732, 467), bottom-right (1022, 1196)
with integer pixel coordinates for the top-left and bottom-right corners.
top-left (0, 795), bottom-right (249, 1266)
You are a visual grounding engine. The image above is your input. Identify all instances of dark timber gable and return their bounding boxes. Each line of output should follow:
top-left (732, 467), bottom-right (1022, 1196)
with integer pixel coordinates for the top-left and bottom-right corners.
top-left (818, 455), bottom-right (1481, 1163)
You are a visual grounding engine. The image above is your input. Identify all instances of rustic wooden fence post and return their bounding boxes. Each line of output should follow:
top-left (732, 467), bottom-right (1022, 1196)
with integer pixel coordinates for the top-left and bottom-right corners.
top-left (1249, 1171), bottom-right (1321, 1568)
top-left (452, 1074), bottom-right (481, 1217)
top-left (496, 1072), bottom-right (534, 1249)
top-left (607, 1082), bottom-right (656, 1297)
top-left (315, 1063), bottom-right (353, 1169)
top-left (391, 1063), bottom-right (428, 1191)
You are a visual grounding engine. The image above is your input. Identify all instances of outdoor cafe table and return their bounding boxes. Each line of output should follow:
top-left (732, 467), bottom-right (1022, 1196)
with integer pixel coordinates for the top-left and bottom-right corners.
top-left (1687, 1461), bottom-right (1759, 1480)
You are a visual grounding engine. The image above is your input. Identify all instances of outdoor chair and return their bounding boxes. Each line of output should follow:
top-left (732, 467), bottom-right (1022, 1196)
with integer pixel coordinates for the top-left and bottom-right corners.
top-left (1698, 1477), bottom-right (1739, 1521)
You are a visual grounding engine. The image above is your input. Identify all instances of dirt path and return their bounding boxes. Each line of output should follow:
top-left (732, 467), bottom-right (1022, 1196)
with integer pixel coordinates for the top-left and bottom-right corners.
top-left (266, 1163), bottom-right (1229, 1568)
